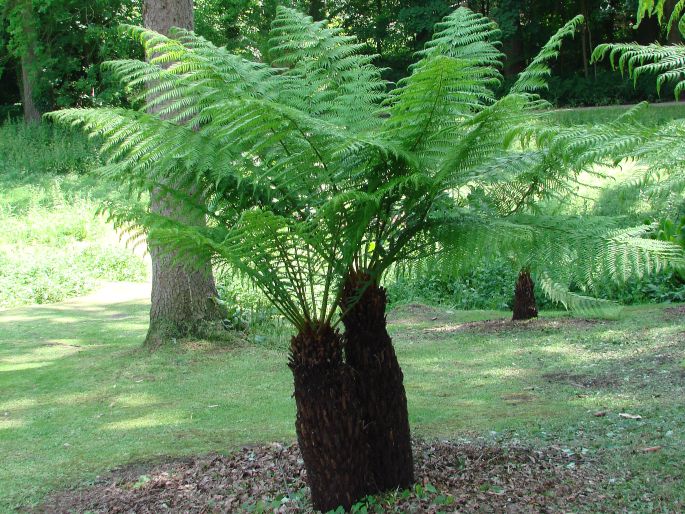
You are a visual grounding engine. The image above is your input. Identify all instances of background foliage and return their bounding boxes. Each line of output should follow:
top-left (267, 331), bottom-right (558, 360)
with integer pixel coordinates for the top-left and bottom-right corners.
top-left (2, 0), bottom-right (685, 116)
top-left (0, 122), bottom-right (147, 308)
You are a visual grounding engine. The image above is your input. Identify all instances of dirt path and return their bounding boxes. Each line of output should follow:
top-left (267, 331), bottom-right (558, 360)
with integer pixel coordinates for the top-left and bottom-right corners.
top-left (60, 281), bottom-right (151, 307)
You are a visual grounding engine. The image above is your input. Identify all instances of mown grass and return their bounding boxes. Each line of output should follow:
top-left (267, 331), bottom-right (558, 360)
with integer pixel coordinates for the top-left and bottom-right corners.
top-left (0, 122), bottom-right (147, 308)
top-left (1, 293), bottom-right (683, 511)
top-left (551, 101), bottom-right (685, 126)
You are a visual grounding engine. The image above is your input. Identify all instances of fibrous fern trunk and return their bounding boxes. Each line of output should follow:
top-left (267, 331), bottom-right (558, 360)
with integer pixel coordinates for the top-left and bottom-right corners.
top-left (142, 0), bottom-right (224, 346)
top-left (512, 269), bottom-right (538, 321)
top-left (341, 271), bottom-right (414, 494)
top-left (289, 323), bottom-right (370, 512)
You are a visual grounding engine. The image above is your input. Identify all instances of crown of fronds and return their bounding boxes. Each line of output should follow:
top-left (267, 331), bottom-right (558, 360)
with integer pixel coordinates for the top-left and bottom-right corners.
top-left (49, 7), bottom-right (685, 325)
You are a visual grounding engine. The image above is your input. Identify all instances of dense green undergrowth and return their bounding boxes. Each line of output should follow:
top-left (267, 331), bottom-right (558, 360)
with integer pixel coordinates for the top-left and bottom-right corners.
top-left (0, 122), bottom-right (147, 308)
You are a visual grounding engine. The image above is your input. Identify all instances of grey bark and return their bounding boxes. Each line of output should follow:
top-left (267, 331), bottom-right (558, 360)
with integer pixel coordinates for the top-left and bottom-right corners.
top-left (20, 53), bottom-right (40, 123)
top-left (20, 3), bottom-right (40, 124)
top-left (143, 0), bottom-right (224, 347)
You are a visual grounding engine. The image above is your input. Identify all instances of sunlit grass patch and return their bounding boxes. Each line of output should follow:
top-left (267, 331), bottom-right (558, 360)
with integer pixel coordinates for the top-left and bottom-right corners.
top-left (1, 293), bottom-right (684, 510)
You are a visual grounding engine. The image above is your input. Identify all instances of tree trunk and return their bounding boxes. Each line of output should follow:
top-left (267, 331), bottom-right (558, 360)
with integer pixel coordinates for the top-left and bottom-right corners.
top-left (19, 2), bottom-right (40, 124)
top-left (143, 0), bottom-right (224, 347)
top-left (308, 0), bottom-right (325, 20)
top-left (340, 271), bottom-right (414, 494)
top-left (289, 322), bottom-right (370, 512)
top-left (20, 54), bottom-right (40, 124)
top-left (503, 10), bottom-right (524, 77)
top-left (512, 269), bottom-right (538, 321)
top-left (580, 0), bottom-right (590, 80)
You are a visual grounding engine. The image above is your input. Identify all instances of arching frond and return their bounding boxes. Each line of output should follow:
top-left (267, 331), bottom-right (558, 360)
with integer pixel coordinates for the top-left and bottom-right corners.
top-left (593, 42), bottom-right (685, 99)
top-left (511, 15), bottom-right (584, 97)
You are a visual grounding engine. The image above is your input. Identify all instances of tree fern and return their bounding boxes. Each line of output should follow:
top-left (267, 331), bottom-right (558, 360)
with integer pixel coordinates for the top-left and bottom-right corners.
top-left (48, 7), bottom-right (685, 506)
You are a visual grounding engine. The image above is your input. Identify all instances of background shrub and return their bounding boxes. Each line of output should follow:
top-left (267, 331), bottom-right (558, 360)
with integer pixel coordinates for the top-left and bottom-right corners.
top-left (0, 122), bottom-right (148, 308)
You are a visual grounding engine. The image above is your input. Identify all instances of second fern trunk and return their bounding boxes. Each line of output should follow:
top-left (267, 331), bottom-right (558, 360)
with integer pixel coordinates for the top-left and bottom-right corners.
top-left (289, 323), bottom-right (370, 512)
top-left (341, 271), bottom-right (414, 493)
top-left (512, 269), bottom-right (538, 321)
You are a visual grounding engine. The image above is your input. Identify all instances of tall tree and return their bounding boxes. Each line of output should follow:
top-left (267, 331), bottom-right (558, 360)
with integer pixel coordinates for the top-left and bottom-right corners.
top-left (18, 0), bottom-right (39, 122)
top-left (142, 0), bottom-right (225, 346)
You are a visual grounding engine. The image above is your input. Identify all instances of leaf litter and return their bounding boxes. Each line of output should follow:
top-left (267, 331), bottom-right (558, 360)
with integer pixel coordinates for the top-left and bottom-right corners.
top-left (35, 439), bottom-right (608, 513)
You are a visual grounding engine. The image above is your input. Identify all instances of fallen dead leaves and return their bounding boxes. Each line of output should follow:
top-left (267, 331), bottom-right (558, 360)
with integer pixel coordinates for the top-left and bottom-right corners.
top-left (35, 439), bottom-right (608, 513)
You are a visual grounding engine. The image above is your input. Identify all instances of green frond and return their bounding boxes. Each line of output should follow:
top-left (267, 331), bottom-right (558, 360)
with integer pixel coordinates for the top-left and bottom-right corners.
top-left (419, 7), bottom-right (503, 69)
top-left (268, 7), bottom-right (387, 132)
top-left (593, 42), bottom-right (685, 100)
top-left (511, 15), bottom-right (584, 96)
top-left (538, 274), bottom-right (621, 317)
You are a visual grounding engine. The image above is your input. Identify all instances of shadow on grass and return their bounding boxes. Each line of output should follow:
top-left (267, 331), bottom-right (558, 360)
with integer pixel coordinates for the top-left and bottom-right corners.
top-left (0, 293), bottom-right (295, 509)
top-left (2, 297), bottom-right (684, 509)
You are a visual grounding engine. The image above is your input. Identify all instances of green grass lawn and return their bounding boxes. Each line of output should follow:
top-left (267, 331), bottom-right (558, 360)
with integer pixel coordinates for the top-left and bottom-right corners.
top-left (1, 289), bottom-right (684, 511)
top-left (552, 101), bottom-right (685, 126)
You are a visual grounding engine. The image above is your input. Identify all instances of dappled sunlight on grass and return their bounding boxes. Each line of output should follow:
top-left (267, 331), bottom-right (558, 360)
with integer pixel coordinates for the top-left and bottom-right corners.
top-left (0, 418), bottom-right (25, 431)
top-left (0, 397), bottom-right (37, 411)
top-left (0, 343), bottom-right (79, 364)
top-left (0, 361), bottom-right (53, 372)
top-left (103, 413), bottom-right (185, 431)
top-left (0, 286), bottom-right (297, 509)
top-left (1, 292), bottom-right (684, 509)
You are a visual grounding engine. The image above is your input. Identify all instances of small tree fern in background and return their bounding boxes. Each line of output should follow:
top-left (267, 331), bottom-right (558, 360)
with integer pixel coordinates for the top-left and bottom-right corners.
top-left (49, 6), bottom-right (685, 510)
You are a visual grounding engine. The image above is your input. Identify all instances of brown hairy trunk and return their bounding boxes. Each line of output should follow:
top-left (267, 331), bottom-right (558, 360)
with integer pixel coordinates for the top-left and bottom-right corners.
top-left (143, 0), bottom-right (224, 346)
top-left (289, 323), bottom-right (370, 512)
top-left (512, 269), bottom-right (538, 321)
top-left (341, 271), bottom-right (414, 494)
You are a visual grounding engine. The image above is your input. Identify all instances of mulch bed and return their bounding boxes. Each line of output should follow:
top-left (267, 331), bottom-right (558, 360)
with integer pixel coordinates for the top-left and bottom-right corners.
top-left (418, 318), bottom-right (606, 340)
top-left (663, 305), bottom-right (685, 318)
top-left (35, 440), bottom-right (608, 513)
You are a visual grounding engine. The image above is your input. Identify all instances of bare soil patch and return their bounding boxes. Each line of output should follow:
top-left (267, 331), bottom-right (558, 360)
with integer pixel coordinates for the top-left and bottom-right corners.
top-left (420, 317), bottom-right (607, 340)
top-left (542, 370), bottom-right (620, 389)
top-left (35, 440), bottom-right (607, 513)
top-left (620, 339), bottom-right (685, 386)
top-left (664, 305), bottom-right (685, 318)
